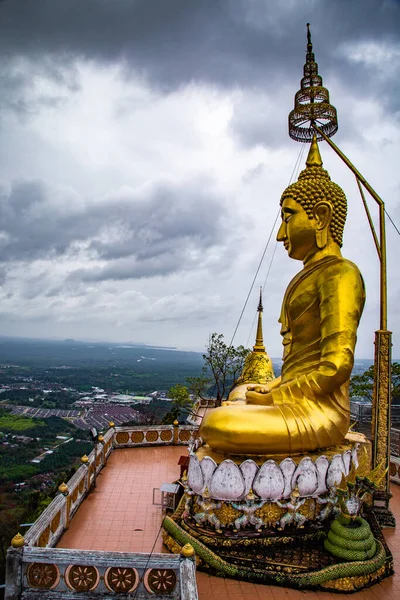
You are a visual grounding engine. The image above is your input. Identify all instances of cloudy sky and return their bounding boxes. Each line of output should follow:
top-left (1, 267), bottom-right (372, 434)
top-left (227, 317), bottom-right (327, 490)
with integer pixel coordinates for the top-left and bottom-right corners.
top-left (0, 0), bottom-right (398, 357)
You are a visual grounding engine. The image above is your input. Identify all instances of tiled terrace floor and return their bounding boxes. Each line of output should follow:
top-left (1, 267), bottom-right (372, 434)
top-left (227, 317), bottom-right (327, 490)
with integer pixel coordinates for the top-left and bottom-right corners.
top-left (57, 447), bottom-right (400, 599)
top-left (58, 446), bottom-right (184, 553)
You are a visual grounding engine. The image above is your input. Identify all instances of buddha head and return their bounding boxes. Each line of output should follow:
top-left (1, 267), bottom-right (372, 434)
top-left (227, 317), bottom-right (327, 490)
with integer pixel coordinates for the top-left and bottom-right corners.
top-left (277, 136), bottom-right (347, 262)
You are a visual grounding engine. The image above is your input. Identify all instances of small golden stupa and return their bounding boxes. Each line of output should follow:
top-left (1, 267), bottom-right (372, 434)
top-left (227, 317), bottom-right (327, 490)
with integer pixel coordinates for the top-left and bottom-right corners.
top-left (227, 288), bottom-right (274, 403)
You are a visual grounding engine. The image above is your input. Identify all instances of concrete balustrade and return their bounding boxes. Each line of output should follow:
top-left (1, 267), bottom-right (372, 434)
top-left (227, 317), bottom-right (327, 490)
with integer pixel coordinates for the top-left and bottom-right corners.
top-left (23, 494), bottom-right (66, 550)
top-left (6, 546), bottom-right (197, 599)
top-left (18, 426), bottom-right (197, 553)
top-left (113, 424), bottom-right (198, 447)
top-left (5, 424), bottom-right (200, 600)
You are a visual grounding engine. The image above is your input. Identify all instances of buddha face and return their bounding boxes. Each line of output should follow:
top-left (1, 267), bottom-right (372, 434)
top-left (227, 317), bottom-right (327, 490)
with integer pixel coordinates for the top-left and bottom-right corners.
top-left (277, 197), bottom-right (320, 263)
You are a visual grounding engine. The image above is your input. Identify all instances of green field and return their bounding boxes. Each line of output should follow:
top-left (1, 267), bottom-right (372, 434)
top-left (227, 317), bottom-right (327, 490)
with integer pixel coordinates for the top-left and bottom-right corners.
top-left (0, 414), bottom-right (45, 432)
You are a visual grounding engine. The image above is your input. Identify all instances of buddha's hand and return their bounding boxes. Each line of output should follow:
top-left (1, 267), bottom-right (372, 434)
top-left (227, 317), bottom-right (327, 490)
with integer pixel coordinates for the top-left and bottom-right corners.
top-left (245, 385), bottom-right (274, 406)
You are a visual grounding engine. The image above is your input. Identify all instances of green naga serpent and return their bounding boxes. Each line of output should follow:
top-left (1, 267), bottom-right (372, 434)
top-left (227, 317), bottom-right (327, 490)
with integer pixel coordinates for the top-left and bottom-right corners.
top-left (163, 461), bottom-right (388, 589)
top-left (163, 513), bottom-right (385, 589)
top-left (325, 515), bottom-right (376, 561)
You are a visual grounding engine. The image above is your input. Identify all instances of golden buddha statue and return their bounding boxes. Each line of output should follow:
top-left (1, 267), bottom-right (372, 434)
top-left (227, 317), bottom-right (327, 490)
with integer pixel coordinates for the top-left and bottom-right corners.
top-left (227, 289), bottom-right (274, 403)
top-left (200, 137), bottom-right (365, 455)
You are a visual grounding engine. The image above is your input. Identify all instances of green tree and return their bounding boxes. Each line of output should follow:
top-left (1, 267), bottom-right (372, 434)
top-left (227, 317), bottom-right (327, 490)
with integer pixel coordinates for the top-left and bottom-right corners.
top-left (350, 362), bottom-right (400, 401)
top-left (162, 384), bottom-right (194, 424)
top-left (186, 374), bottom-right (212, 402)
top-left (0, 503), bottom-right (25, 584)
top-left (189, 333), bottom-right (251, 407)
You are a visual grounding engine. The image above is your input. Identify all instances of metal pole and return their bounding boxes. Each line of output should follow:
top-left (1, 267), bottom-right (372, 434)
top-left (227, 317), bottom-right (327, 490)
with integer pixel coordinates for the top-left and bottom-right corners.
top-left (312, 123), bottom-right (394, 526)
top-left (355, 177), bottom-right (381, 260)
top-left (312, 124), bottom-right (387, 329)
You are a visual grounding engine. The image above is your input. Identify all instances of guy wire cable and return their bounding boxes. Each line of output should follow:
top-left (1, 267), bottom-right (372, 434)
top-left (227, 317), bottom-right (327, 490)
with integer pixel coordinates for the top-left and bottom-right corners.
top-left (245, 240), bottom-right (278, 348)
top-left (197, 143), bottom-right (307, 426)
top-left (228, 209), bottom-right (280, 348)
top-left (385, 208), bottom-right (400, 236)
top-left (132, 515), bottom-right (168, 599)
top-left (231, 142), bottom-right (306, 349)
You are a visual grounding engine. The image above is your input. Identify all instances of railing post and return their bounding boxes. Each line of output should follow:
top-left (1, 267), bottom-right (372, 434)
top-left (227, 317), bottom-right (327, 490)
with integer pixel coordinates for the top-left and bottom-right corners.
top-left (5, 545), bottom-right (23, 600)
top-left (109, 421), bottom-right (115, 449)
top-left (80, 454), bottom-right (90, 495)
top-left (58, 483), bottom-right (70, 530)
top-left (173, 420), bottom-right (179, 445)
top-left (179, 544), bottom-right (198, 600)
top-left (98, 435), bottom-right (105, 467)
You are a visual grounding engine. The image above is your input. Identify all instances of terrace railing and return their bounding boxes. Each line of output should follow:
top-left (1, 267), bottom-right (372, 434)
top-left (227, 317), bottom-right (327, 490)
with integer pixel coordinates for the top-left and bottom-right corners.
top-left (23, 428), bottom-right (114, 549)
top-left (5, 424), bottom-right (199, 600)
top-left (20, 425), bottom-right (197, 551)
top-left (113, 424), bottom-right (198, 447)
top-left (6, 546), bottom-right (197, 599)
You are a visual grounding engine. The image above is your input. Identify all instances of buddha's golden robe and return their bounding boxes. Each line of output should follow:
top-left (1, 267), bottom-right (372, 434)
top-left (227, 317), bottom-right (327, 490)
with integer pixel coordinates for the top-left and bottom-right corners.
top-left (200, 255), bottom-right (365, 455)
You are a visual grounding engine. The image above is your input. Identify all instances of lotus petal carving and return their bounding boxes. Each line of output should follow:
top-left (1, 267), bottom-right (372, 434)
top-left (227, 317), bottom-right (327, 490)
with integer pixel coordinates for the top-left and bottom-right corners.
top-left (279, 458), bottom-right (297, 499)
top-left (327, 454), bottom-right (345, 488)
top-left (253, 460), bottom-right (285, 500)
top-left (187, 455), bottom-right (204, 494)
top-left (240, 459), bottom-right (259, 497)
top-left (343, 450), bottom-right (351, 475)
top-left (292, 457), bottom-right (318, 496)
top-left (188, 441), bottom-right (362, 502)
top-left (210, 460), bottom-right (245, 501)
top-left (199, 457), bottom-right (217, 494)
top-left (314, 455), bottom-right (329, 495)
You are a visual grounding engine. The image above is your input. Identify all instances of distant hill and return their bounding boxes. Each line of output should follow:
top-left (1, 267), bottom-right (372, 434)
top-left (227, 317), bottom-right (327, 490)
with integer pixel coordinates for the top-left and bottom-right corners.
top-left (0, 336), bottom-right (379, 376)
top-left (0, 337), bottom-right (192, 367)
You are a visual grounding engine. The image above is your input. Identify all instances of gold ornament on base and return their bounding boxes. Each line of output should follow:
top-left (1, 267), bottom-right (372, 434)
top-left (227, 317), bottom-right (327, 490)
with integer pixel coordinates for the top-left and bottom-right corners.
top-left (11, 533), bottom-right (24, 548)
top-left (58, 482), bottom-right (69, 496)
top-left (180, 543), bottom-right (195, 558)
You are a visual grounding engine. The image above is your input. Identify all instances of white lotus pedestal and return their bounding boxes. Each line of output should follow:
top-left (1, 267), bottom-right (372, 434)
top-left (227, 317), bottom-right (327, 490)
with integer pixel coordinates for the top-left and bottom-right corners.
top-left (187, 432), bottom-right (366, 510)
top-left (162, 431), bottom-right (394, 592)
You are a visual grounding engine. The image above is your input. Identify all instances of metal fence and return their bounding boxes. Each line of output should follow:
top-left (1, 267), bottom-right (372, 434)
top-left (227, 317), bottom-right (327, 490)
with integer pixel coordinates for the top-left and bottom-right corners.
top-left (350, 401), bottom-right (400, 427)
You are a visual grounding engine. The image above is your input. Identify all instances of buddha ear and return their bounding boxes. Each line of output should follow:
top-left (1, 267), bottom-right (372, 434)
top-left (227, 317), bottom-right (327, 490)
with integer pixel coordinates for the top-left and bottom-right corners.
top-left (313, 201), bottom-right (332, 249)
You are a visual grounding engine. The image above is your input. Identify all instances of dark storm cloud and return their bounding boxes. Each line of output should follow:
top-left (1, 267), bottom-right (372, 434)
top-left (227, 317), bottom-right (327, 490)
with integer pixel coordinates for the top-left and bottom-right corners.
top-left (0, 176), bottom-right (231, 279)
top-left (230, 91), bottom-right (288, 149)
top-left (0, 0), bottom-right (398, 93)
top-left (72, 252), bottom-right (190, 283)
top-left (0, 0), bottom-right (397, 149)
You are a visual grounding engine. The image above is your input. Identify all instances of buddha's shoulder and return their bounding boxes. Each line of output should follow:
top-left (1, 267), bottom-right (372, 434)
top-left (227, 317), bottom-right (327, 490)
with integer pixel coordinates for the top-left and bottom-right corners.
top-left (321, 256), bottom-right (361, 271)
top-left (317, 256), bottom-right (364, 283)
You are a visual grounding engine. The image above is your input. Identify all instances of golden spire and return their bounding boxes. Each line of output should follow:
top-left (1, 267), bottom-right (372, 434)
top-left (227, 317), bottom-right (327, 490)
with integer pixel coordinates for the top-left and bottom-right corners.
top-left (254, 287), bottom-right (265, 352)
top-left (289, 23), bottom-right (338, 143)
top-left (306, 22), bottom-right (312, 50)
top-left (306, 134), bottom-right (323, 167)
top-left (227, 290), bottom-right (274, 401)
